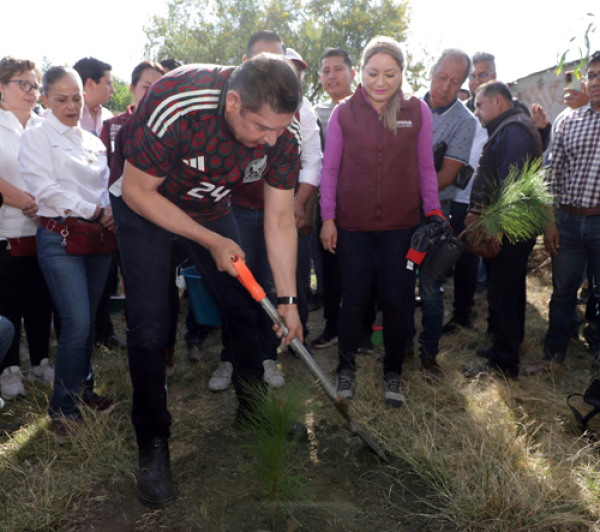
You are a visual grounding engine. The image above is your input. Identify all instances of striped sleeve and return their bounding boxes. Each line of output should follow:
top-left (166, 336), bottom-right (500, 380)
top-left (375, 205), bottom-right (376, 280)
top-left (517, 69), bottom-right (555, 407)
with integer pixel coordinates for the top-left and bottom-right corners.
top-left (124, 73), bottom-right (220, 178)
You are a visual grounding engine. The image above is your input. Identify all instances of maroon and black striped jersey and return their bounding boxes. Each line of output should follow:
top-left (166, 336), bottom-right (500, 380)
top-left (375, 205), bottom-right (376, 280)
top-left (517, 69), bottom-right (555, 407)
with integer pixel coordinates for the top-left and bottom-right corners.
top-left (124, 64), bottom-right (301, 223)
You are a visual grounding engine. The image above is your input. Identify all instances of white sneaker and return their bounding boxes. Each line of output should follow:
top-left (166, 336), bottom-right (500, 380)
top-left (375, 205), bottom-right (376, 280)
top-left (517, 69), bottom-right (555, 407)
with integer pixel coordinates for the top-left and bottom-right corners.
top-left (1, 366), bottom-right (26, 400)
top-left (263, 359), bottom-right (285, 388)
top-left (208, 362), bottom-right (233, 392)
top-left (28, 358), bottom-right (54, 385)
top-left (0, 396), bottom-right (4, 410)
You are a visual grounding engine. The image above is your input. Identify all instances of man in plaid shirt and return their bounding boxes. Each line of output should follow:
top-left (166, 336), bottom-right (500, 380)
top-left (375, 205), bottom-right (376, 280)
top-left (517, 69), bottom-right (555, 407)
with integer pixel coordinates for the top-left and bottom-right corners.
top-left (529, 51), bottom-right (600, 375)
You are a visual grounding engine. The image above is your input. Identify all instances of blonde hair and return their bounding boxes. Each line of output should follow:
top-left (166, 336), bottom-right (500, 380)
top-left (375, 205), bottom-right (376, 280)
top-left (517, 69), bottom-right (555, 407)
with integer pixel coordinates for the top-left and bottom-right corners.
top-left (361, 36), bottom-right (404, 134)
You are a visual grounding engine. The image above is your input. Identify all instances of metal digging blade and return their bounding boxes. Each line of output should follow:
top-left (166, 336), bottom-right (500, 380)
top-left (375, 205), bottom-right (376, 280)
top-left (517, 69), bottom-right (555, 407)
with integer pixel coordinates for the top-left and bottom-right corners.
top-left (231, 255), bottom-right (389, 463)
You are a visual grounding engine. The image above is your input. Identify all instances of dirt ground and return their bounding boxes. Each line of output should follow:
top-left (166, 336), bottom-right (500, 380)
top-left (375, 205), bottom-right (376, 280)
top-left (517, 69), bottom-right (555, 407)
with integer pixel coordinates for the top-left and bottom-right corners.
top-left (4, 246), bottom-right (571, 532)
top-left (55, 307), bottom-right (457, 532)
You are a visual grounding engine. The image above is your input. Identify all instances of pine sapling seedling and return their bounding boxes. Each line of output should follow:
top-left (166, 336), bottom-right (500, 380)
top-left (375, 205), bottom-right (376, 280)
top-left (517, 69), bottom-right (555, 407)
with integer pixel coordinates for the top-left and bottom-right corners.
top-left (464, 158), bottom-right (554, 245)
top-left (238, 382), bottom-right (307, 531)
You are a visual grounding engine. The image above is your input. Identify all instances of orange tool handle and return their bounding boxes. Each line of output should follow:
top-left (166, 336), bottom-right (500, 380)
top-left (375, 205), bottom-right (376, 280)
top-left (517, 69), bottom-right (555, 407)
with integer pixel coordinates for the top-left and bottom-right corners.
top-left (231, 254), bottom-right (267, 302)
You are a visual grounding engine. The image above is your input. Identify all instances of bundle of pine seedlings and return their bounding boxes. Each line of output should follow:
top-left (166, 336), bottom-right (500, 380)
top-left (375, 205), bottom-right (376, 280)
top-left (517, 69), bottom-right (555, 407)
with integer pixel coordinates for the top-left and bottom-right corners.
top-left (468, 158), bottom-right (554, 244)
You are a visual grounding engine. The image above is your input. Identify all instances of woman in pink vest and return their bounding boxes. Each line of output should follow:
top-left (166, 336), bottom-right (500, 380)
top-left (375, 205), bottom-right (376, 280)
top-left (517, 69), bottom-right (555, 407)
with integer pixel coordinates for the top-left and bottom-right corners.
top-left (319, 36), bottom-right (442, 407)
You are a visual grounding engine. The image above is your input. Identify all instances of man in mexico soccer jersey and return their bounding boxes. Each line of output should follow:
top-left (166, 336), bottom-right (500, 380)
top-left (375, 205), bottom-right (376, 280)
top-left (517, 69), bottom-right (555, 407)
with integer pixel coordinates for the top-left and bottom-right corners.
top-left (112, 54), bottom-right (303, 508)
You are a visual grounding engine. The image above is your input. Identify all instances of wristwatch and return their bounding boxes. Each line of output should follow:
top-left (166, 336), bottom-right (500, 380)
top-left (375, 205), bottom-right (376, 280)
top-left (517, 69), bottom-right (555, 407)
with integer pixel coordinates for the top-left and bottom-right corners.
top-left (277, 296), bottom-right (298, 305)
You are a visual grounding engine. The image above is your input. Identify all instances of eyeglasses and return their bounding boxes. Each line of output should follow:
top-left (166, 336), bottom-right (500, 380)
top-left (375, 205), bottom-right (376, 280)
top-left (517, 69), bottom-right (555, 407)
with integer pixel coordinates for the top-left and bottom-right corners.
top-left (7, 79), bottom-right (40, 93)
top-left (469, 71), bottom-right (494, 82)
top-left (583, 72), bottom-right (600, 83)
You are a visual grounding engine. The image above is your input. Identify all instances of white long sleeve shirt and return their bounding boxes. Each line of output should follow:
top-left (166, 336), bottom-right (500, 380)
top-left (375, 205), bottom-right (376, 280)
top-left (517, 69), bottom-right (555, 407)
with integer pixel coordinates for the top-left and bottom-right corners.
top-left (0, 109), bottom-right (43, 238)
top-left (298, 96), bottom-right (322, 187)
top-left (19, 111), bottom-right (110, 219)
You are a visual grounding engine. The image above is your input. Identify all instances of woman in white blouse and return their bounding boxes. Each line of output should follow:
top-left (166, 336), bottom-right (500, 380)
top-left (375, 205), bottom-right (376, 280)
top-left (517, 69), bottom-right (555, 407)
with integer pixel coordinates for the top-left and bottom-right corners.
top-left (0, 56), bottom-right (53, 404)
top-left (19, 66), bottom-right (115, 436)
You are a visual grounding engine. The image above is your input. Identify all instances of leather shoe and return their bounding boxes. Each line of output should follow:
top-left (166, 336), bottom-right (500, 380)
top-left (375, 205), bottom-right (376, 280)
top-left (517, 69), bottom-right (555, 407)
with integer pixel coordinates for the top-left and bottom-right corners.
top-left (442, 317), bottom-right (474, 335)
top-left (421, 357), bottom-right (444, 383)
top-left (525, 359), bottom-right (556, 377)
top-left (137, 436), bottom-right (176, 508)
top-left (476, 346), bottom-right (493, 359)
top-left (96, 334), bottom-right (126, 349)
top-left (187, 342), bottom-right (208, 363)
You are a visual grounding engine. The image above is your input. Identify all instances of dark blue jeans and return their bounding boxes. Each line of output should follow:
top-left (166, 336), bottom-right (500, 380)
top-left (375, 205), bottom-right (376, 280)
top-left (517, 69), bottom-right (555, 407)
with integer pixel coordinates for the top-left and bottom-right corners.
top-left (417, 203), bottom-right (450, 359)
top-left (485, 237), bottom-right (536, 377)
top-left (36, 226), bottom-right (112, 420)
top-left (337, 227), bottom-right (416, 375)
top-left (228, 205), bottom-right (280, 360)
top-left (545, 209), bottom-right (600, 359)
top-left (0, 316), bottom-right (15, 366)
top-left (220, 205), bottom-right (310, 363)
top-left (113, 196), bottom-right (264, 444)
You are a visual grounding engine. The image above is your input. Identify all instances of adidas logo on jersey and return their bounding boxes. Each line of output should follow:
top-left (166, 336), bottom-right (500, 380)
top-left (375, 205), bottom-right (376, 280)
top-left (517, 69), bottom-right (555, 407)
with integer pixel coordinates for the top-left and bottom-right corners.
top-left (182, 156), bottom-right (205, 171)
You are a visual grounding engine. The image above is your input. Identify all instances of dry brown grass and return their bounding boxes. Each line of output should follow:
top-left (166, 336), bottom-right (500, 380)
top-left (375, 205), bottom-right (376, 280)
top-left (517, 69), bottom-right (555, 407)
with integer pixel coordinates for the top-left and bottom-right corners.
top-left (349, 267), bottom-right (600, 532)
top-left (2, 261), bottom-right (600, 531)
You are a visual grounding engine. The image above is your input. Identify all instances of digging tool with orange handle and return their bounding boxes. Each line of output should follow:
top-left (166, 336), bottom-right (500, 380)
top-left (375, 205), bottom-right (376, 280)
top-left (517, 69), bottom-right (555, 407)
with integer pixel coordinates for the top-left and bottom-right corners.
top-left (231, 254), bottom-right (389, 463)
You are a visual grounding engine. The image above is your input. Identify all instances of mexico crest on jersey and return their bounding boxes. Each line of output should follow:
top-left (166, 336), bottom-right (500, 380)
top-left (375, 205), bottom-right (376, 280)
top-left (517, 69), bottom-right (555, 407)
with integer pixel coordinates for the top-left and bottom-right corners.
top-left (243, 155), bottom-right (268, 183)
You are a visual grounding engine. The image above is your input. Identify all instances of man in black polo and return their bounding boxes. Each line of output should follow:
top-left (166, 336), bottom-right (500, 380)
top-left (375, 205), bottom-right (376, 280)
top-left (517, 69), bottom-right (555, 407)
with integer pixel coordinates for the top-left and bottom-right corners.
top-left (463, 81), bottom-right (542, 379)
top-left (113, 54), bottom-right (303, 508)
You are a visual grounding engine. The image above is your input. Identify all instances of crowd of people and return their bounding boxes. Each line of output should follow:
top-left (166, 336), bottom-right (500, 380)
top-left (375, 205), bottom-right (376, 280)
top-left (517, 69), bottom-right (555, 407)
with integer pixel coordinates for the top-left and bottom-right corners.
top-left (0, 28), bottom-right (599, 508)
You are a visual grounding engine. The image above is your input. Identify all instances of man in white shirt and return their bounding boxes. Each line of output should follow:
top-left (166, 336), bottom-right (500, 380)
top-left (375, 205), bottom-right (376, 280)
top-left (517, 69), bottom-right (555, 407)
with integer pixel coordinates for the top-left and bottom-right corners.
top-left (208, 31), bottom-right (322, 391)
top-left (73, 57), bottom-right (115, 137)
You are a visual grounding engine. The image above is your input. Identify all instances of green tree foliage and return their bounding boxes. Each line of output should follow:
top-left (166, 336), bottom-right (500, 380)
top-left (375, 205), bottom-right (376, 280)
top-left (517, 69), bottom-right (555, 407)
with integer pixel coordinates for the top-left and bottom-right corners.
top-left (144, 0), bottom-right (427, 101)
top-left (106, 76), bottom-right (133, 114)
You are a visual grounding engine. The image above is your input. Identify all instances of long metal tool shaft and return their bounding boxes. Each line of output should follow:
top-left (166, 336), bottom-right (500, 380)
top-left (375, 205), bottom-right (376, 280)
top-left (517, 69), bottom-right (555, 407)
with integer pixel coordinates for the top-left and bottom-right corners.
top-left (231, 255), bottom-right (389, 463)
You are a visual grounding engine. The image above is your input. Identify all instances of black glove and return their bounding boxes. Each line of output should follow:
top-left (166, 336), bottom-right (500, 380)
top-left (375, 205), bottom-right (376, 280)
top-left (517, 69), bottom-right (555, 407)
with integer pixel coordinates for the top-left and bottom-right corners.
top-left (405, 209), bottom-right (451, 267)
top-left (426, 210), bottom-right (452, 240)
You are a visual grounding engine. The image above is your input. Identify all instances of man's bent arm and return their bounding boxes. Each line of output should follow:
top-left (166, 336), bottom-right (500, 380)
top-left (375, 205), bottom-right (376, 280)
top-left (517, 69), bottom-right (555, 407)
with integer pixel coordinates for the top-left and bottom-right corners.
top-left (437, 158), bottom-right (464, 191)
top-left (121, 162), bottom-right (244, 276)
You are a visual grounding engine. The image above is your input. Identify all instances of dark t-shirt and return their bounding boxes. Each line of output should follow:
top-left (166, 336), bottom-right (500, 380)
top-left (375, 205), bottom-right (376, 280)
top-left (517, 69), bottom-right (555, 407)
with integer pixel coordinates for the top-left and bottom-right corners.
top-left (124, 64), bottom-right (300, 223)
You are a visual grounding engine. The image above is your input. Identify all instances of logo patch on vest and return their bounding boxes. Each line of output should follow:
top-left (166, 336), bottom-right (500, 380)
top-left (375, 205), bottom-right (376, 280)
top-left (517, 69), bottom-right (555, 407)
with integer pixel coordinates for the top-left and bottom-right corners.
top-left (396, 120), bottom-right (413, 128)
top-left (243, 155), bottom-right (268, 183)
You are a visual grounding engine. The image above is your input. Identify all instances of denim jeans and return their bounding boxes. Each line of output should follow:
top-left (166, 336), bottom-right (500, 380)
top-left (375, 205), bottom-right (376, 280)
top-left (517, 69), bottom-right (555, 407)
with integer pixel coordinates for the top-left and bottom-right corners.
top-left (545, 209), bottom-right (600, 359)
top-left (220, 205), bottom-right (310, 363)
top-left (337, 227), bottom-right (416, 375)
top-left (228, 205), bottom-right (280, 360)
top-left (417, 204), bottom-right (451, 359)
top-left (0, 316), bottom-right (15, 366)
top-left (113, 196), bottom-right (264, 444)
top-left (36, 226), bottom-right (112, 420)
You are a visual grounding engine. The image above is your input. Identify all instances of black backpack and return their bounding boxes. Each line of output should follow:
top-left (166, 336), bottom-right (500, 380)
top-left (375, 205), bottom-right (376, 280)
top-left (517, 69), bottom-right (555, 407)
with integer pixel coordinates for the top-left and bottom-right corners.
top-left (567, 377), bottom-right (600, 439)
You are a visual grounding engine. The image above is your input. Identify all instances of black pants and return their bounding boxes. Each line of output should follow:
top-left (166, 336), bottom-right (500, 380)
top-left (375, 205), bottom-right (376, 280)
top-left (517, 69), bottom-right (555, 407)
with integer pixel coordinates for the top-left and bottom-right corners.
top-left (316, 208), bottom-right (376, 338)
top-left (94, 252), bottom-right (119, 342)
top-left (484, 237), bottom-right (536, 377)
top-left (0, 244), bottom-right (52, 371)
top-left (449, 202), bottom-right (480, 323)
top-left (112, 196), bottom-right (264, 445)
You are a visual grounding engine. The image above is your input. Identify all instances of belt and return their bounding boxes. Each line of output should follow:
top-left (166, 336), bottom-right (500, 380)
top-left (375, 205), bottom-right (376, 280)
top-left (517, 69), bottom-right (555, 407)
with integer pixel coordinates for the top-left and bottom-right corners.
top-left (40, 217), bottom-right (69, 236)
top-left (559, 204), bottom-right (600, 216)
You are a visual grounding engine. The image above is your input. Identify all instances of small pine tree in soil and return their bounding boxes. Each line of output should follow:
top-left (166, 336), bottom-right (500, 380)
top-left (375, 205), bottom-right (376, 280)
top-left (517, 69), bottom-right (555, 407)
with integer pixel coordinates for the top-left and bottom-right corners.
top-left (238, 382), bottom-right (307, 532)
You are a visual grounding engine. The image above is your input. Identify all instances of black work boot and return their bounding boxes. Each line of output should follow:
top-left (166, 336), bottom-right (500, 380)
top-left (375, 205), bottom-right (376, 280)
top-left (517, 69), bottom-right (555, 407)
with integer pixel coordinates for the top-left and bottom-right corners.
top-left (136, 436), bottom-right (176, 508)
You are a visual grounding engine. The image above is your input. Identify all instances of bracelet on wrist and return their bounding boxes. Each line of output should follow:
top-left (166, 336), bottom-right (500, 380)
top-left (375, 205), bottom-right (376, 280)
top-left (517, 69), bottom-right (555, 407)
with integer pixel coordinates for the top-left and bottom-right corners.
top-left (277, 296), bottom-right (298, 305)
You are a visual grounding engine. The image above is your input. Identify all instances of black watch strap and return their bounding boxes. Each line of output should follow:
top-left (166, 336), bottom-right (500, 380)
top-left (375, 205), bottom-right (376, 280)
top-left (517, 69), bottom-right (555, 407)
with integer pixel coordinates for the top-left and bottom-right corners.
top-left (277, 296), bottom-right (298, 305)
